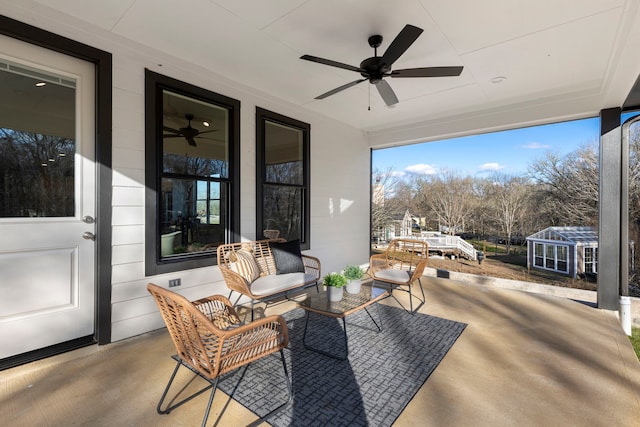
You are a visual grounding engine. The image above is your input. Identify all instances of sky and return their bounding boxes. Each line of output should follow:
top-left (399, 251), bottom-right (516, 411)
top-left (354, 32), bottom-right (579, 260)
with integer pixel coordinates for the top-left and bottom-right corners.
top-left (372, 117), bottom-right (602, 179)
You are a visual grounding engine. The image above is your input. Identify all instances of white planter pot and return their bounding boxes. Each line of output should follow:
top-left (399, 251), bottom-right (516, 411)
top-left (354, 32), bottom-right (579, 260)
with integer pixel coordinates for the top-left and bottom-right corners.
top-left (327, 286), bottom-right (344, 302)
top-left (346, 279), bottom-right (362, 294)
top-left (160, 230), bottom-right (181, 256)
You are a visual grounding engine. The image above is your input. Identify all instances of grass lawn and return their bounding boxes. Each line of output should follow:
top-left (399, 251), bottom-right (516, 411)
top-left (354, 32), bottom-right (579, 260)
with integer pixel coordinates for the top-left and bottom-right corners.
top-left (631, 327), bottom-right (640, 360)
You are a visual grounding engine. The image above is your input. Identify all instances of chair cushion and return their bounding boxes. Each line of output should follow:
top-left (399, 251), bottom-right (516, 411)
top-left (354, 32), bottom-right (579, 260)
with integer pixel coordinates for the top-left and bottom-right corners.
top-left (233, 248), bottom-right (261, 283)
top-left (373, 268), bottom-right (412, 284)
top-left (211, 310), bottom-right (243, 330)
top-left (270, 239), bottom-right (305, 274)
top-left (250, 273), bottom-right (317, 296)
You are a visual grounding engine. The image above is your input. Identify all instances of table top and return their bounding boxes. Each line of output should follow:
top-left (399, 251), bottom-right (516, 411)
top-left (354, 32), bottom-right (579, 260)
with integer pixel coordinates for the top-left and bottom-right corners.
top-left (297, 283), bottom-right (388, 318)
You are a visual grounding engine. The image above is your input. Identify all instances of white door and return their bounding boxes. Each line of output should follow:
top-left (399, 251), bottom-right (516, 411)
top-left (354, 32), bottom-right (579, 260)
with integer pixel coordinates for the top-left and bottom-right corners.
top-left (0, 35), bottom-right (96, 359)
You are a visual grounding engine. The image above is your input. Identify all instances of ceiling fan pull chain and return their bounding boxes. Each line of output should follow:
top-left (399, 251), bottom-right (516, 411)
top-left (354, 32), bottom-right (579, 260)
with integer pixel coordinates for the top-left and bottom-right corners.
top-left (368, 84), bottom-right (371, 111)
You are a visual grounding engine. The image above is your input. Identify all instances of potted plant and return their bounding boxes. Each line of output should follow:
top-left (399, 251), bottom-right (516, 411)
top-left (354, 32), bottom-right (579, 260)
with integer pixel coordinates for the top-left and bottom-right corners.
top-left (323, 272), bottom-right (347, 302)
top-left (343, 264), bottom-right (364, 294)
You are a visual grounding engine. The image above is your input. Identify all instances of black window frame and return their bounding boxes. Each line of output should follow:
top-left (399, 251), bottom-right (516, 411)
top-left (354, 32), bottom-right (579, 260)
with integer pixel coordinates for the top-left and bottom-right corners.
top-left (256, 107), bottom-right (310, 249)
top-left (145, 70), bottom-right (240, 275)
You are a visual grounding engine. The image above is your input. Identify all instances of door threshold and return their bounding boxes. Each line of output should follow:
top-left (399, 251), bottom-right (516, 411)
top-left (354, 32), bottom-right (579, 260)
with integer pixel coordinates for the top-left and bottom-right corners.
top-left (0, 335), bottom-right (96, 371)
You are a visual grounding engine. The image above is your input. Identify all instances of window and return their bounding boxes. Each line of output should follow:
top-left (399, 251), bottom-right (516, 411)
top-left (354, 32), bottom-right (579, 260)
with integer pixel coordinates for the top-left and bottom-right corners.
top-left (534, 243), bottom-right (544, 267)
top-left (145, 70), bottom-right (240, 275)
top-left (256, 108), bottom-right (310, 248)
top-left (556, 245), bottom-right (568, 272)
top-left (0, 59), bottom-right (76, 218)
top-left (545, 244), bottom-right (555, 269)
top-left (534, 242), bottom-right (569, 273)
top-left (584, 247), bottom-right (598, 274)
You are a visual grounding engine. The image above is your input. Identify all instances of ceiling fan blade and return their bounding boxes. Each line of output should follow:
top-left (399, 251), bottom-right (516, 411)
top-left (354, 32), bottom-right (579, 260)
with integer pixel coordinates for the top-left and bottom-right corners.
top-left (301, 54), bottom-right (363, 73)
top-left (381, 24), bottom-right (423, 67)
top-left (186, 137), bottom-right (197, 147)
top-left (163, 134), bottom-right (184, 138)
top-left (163, 126), bottom-right (181, 133)
top-left (196, 136), bottom-right (225, 142)
top-left (315, 79), bottom-right (367, 99)
top-left (391, 66), bottom-right (464, 78)
top-left (375, 80), bottom-right (399, 106)
top-left (197, 129), bottom-right (220, 135)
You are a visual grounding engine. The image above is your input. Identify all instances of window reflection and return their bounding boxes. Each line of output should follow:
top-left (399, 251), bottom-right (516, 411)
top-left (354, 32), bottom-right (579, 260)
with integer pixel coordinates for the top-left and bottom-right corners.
top-left (159, 90), bottom-right (230, 257)
top-left (0, 61), bottom-right (76, 218)
top-left (257, 109), bottom-right (310, 247)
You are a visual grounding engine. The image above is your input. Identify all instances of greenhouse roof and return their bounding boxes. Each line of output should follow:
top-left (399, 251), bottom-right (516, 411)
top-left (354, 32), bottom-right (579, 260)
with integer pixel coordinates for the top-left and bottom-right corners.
top-left (526, 226), bottom-right (598, 244)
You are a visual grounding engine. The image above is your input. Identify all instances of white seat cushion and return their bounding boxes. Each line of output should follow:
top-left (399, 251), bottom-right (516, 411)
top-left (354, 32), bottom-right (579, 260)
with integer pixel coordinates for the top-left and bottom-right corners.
top-left (251, 273), bottom-right (317, 296)
top-left (372, 268), bottom-right (411, 284)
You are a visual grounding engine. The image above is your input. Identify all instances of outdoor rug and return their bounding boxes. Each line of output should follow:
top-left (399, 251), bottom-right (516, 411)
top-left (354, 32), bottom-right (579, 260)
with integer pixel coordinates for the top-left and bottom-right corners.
top-left (217, 303), bottom-right (466, 426)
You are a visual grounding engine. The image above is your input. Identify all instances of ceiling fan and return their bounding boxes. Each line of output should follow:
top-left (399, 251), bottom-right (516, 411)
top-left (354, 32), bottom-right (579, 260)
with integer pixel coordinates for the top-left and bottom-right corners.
top-left (163, 113), bottom-right (217, 146)
top-left (301, 24), bottom-right (463, 107)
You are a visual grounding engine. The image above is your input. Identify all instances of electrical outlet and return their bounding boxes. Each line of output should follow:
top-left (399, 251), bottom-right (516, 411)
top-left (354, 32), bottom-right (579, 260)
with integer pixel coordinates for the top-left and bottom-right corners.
top-left (168, 278), bottom-right (181, 287)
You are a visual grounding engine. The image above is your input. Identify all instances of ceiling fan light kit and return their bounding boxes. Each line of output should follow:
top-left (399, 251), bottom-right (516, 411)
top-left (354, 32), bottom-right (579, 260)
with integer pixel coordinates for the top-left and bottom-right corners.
top-left (301, 24), bottom-right (463, 107)
top-left (163, 113), bottom-right (218, 146)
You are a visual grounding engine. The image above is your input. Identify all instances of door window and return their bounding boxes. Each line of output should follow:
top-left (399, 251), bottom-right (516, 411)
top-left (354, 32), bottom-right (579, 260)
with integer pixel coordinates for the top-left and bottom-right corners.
top-left (0, 59), bottom-right (76, 217)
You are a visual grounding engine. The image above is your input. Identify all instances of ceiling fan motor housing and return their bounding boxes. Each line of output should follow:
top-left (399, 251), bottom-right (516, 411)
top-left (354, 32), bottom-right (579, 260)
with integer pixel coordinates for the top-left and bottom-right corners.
top-left (360, 57), bottom-right (389, 83)
top-left (363, 34), bottom-right (388, 83)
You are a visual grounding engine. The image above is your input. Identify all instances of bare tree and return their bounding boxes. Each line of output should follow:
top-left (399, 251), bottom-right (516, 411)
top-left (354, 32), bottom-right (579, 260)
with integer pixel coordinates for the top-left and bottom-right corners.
top-left (424, 171), bottom-right (475, 235)
top-left (528, 142), bottom-right (599, 227)
top-left (371, 168), bottom-right (403, 242)
top-left (470, 177), bottom-right (497, 237)
top-left (486, 174), bottom-right (531, 254)
top-left (0, 129), bottom-right (75, 217)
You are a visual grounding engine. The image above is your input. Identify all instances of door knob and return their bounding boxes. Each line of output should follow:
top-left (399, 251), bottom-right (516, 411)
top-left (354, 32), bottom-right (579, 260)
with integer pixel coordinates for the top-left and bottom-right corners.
top-left (82, 232), bottom-right (96, 241)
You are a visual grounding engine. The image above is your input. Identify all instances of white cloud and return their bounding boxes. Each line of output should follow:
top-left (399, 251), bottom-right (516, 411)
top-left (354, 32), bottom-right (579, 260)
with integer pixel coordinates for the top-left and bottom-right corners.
top-left (522, 142), bottom-right (550, 149)
top-left (390, 170), bottom-right (406, 177)
top-left (405, 163), bottom-right (438, 175)
top-left (479, 162), bottom-right (505, 171)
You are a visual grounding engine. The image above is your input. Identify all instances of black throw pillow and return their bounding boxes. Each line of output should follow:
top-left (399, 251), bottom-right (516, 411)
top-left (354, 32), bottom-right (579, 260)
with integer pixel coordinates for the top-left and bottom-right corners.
top-left (271, 239), bottom-right (305, 275)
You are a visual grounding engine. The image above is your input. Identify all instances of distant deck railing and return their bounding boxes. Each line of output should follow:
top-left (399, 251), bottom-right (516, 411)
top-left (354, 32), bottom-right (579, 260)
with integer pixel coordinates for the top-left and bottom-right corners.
top-left (389, 234), bottom-right (477, 261)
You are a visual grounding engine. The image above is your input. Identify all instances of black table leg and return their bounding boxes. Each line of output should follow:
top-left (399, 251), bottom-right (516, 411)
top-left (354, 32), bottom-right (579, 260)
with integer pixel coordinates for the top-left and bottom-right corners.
top-left (302, 311), bottom-right (348, 361)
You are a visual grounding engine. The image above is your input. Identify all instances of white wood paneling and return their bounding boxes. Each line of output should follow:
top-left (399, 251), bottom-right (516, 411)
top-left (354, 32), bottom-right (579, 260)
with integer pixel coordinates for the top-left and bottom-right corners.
top-left (111, 206), bottom-right (144, 226)
top-left (112, 225), bottom-right (144, 246)
top-left (112, 186), bottom-right (144, 206)
top-left (111, 243), bottom-right (143, 265)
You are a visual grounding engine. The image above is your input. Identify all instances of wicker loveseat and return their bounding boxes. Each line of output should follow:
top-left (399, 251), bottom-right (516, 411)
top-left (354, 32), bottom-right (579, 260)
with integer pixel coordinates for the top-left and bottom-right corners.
top-left (217, 239), bottom-right (321, 316)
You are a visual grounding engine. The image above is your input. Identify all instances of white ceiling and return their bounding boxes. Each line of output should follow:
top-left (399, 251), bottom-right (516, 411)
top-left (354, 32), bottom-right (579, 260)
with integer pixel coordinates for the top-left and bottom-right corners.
top-left (8, 0), bottom-right (640, 146)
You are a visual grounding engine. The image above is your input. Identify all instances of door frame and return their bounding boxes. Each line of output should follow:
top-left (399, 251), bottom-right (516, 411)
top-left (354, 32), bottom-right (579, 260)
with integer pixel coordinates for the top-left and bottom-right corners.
top-left (0, 16), bottom-right (113, 357)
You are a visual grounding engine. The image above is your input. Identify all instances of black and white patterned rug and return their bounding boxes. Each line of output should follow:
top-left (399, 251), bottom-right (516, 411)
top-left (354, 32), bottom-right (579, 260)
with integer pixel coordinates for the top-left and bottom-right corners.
top-left (217, 304), bottom-right (466, 426)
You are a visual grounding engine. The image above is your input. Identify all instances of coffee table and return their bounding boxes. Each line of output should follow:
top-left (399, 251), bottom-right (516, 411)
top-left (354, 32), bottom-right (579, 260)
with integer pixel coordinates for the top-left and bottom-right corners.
top-left (297, 283), bottom-right (388, 360)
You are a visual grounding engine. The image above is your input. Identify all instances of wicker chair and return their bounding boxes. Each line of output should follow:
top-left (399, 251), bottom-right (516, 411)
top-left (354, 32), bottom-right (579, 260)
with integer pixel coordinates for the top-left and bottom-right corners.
top-left (368, 239), bottom-right (428, 313)
top-left (147, 283), bottom-right (291, 427)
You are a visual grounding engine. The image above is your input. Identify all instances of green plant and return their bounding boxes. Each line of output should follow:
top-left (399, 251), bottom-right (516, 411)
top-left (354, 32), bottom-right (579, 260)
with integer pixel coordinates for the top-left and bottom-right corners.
top-left (343, 264), bottom-right (364, 280)
top-left (323, 272), bottom-right (347, 288)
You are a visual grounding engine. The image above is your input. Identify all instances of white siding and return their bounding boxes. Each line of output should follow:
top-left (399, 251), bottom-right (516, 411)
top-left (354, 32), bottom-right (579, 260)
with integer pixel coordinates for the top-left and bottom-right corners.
top-left (0, 6), bottom-right (371, 341)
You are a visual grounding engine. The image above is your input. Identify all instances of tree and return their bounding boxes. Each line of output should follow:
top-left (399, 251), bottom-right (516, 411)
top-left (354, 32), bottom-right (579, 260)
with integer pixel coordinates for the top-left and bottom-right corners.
top-left (424, 171), bottom-right (475, 235)
top-left (486, 174), bottom-right (532, 254)
top-left (0, 129), bottom-right (75, 217)
top-left (528, 142), bottom-right (599, 227)
top-left (371, 168), bottom-right (403, 242)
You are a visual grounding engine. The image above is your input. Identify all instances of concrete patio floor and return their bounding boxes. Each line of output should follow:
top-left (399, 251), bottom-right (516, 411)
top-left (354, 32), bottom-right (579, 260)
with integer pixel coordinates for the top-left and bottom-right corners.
top-left (3, 277), bottom-right (640, 426)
